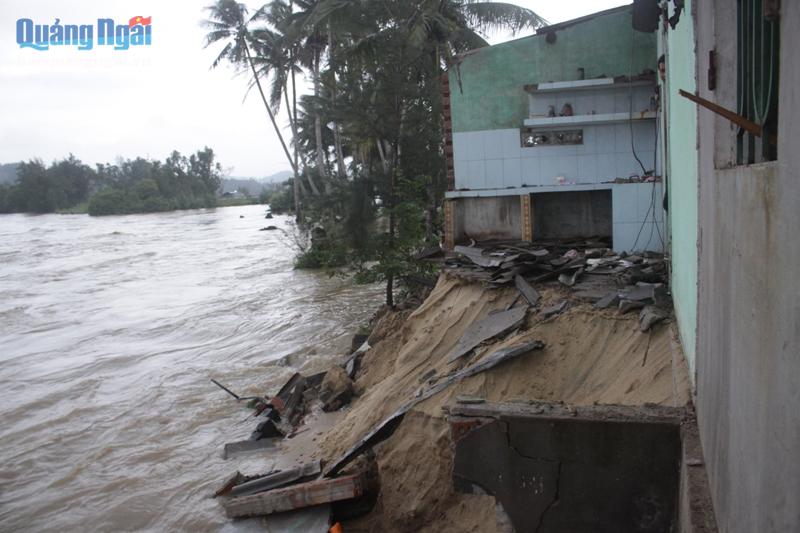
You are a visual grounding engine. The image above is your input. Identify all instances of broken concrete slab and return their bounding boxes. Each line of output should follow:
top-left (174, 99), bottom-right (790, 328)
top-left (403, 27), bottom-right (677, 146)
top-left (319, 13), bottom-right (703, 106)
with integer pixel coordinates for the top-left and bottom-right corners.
top-left (250, 419), bottom-right (287, 441)
top-left (447, 306), bottom-right (528, 363)
top-left (514, 275), bottom-right (541, 307)
top-left (230, 461), bottom-right (322, 498)
top-left (223, 439), bottom-right (277, 460)
top-left (449, 401), bottom-right (684, 533)
top-left (456, 395), bottom-right (485, 405)
top-left (319, 366), bottom-right (355, 412)
top-left (619, 299), bottom-right (646, 314)
top-left (558, 267), bottom-right (584, 287)
top-left (571, 274), bottom-right (621, 303)
top-left (623, 284), bottom-right (657, 302)
top-left (223, 473), bottom-right (368, 519)
top-left (541, 300), bottom-right (568, 319)
top-left (344, 341), bottom-right (371, 379)
top-left (453, 245), bottom-right (506, 268)
top-left (324, 341), bottom-right (545, 478)
top-left (594, 291), bottom-right (621, 309)
top-left (214, 471), bottom-right (245, 498)
top-left (639, 305), bottom-right (669, 332)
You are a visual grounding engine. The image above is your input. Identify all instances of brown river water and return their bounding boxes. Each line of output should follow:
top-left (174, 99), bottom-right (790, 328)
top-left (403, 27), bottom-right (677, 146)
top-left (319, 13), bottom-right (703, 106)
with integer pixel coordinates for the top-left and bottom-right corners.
top-left (0, 204), bottom-right (383, 532)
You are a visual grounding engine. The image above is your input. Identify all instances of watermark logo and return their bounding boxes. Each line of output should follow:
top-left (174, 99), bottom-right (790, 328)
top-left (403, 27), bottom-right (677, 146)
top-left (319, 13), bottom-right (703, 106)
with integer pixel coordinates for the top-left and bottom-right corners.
top-left (16, 16), bottom-right (152, 51)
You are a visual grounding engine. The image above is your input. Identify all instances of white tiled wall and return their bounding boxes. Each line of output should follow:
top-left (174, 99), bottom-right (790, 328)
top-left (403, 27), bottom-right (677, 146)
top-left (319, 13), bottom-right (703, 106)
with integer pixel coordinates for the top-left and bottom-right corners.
top-left (612, 182), bottom-right (666, 253)
top-left (453, 121), bottom-right (657, 190)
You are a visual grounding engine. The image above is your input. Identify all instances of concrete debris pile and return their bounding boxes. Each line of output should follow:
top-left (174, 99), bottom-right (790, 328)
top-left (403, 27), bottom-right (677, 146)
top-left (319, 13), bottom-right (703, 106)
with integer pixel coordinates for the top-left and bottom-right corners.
top-left (445, 240), bottom-right (672, 332)
top-left (210, 363), bottom-right (375, 531)
top-left (209, 302), bottom-right (549, 529)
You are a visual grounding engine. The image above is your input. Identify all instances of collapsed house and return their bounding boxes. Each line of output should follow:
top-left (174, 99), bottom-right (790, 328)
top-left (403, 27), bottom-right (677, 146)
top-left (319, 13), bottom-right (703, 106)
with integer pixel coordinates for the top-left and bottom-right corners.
top-left (209, 2), bottom-right (799, 532)
top-left (442, 6), bottom-right (664, 252)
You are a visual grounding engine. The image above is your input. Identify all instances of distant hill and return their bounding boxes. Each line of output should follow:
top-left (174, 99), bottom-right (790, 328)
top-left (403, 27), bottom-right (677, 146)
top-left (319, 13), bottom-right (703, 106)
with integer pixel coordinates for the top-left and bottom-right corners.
top-left (221, 171), bottom-right (292, 195)
top-left (221, 178), bottom-right (266, 195)
top-left (260, 170), bottom-right (292, 183)
top-left (0, 162), bottom-right (20, 185)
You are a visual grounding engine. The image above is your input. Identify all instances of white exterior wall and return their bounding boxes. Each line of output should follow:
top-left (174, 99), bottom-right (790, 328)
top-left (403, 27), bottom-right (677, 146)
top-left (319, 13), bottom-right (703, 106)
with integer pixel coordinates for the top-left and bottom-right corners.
top-left (454, 124), bottom-right (656, 189)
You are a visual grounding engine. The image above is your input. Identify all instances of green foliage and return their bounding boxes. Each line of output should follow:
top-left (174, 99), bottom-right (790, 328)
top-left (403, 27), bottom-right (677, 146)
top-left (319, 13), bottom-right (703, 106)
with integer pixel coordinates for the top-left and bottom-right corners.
top-left (267, 179), bottom-right (295, 213)
top-left (0, 156), bottom-right (95, 214)
top-left (222, 0), bottom-right (544, 303)
top-left (85, 148), bottom-right (222, 216)
top-left (0, 148), bottom-right (224, 216)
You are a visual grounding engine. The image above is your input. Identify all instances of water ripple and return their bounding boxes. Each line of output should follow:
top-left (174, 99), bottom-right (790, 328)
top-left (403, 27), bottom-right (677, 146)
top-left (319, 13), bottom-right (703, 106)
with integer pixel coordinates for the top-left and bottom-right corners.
top-left (0, 206), bottom-right (383, 532)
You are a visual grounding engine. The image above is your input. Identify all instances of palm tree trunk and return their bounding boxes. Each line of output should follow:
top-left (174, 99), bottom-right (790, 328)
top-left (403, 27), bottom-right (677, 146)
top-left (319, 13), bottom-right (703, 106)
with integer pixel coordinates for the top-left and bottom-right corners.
top-left (283, 81), bottom-right (321, 196)
top-left (313, 52), bottom-right (330, 192)
top-left (243, 43), bottom-right (301, 217)
top-left (328, 24), bottom-right (348, 180)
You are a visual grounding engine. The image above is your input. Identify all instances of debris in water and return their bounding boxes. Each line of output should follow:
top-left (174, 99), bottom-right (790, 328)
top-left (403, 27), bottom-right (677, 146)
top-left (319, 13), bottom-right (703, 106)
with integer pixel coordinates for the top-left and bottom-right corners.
top-left (230, 461), bottom-right (322, 498)
top-left (223, 472), bottom-right (370, 519)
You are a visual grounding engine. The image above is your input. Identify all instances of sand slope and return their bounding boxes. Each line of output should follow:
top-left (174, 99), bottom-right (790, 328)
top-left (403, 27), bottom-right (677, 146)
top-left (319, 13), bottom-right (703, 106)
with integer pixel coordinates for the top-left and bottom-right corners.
top-left (313, 274), bottom-right (691, 532)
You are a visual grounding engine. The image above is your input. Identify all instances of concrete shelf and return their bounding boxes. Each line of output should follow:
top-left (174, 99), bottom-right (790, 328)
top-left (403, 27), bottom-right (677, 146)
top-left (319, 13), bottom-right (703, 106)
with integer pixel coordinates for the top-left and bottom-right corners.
top-left (523, 111), bottom-right (657, 129)
top-left (527, 78), bottom-right (654, 93)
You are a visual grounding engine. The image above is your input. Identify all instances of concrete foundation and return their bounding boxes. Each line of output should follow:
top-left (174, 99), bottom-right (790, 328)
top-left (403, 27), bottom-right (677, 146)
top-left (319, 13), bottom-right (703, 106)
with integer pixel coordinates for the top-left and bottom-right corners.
top-left (449, 402), bottom-right (717, 533)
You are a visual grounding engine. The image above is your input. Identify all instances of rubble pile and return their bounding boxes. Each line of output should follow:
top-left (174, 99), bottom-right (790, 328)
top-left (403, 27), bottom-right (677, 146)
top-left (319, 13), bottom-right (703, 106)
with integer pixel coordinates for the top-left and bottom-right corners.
top-left (444, 239), bottom-right (672, 332)
top-left (207, 239), bottom-right (678, 531)
top-left (210, 364), bottom-right (376, 530)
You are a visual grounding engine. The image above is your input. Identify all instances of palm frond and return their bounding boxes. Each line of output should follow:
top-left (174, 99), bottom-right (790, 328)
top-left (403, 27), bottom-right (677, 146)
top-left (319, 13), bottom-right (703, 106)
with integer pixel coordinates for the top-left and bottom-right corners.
top-left (459, 2), bottom-right (547, 35)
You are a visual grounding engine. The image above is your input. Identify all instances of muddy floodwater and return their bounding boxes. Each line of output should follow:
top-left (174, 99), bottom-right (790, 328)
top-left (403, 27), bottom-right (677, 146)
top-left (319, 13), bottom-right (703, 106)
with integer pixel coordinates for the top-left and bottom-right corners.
top-left (0, 205), bottom-right (383, 532)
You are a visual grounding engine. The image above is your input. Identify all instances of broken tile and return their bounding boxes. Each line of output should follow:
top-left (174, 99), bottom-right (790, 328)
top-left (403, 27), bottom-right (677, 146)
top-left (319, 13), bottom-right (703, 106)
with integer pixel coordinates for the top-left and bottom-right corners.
top-left (594, 292), bottom-right (621, 309)
top-left (639, 306), bottom-right (669, 332)
top-left (447, 306), bottom-right (528, 363)
top-left (618, 299), bottom-right (646, 314)
top-left (514, 275), bottom-right (541, 307)
top-left (542, 300), bottom-right (568, 318)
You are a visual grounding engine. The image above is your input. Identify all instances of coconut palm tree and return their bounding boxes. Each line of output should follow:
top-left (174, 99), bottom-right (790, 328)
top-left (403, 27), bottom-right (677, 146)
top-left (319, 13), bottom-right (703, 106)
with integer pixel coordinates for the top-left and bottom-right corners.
top-left (203, 0), bottom-right (303, 214)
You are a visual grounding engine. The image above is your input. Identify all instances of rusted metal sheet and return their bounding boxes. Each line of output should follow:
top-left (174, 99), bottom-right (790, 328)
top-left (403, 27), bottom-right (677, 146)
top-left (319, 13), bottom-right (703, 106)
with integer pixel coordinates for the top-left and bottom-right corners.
top-left (324, 340), bottom-right (544, 477)
top-left (223, 473), bottom-right (366, 519)
top-left (447, 305), bottom-right (528, 363)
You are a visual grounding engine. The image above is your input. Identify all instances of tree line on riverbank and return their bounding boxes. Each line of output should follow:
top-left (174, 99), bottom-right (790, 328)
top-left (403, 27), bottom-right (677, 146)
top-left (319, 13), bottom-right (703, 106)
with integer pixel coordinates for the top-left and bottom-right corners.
top-left (0, 148), bottom-right (225, 216)
top-left (203, 0), bottom-right (545, 304)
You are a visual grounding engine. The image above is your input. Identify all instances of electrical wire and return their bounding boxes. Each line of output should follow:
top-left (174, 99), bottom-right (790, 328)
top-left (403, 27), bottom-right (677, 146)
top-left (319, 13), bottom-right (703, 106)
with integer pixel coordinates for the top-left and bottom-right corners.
top-left (629, 28), bottom-right (666, 253)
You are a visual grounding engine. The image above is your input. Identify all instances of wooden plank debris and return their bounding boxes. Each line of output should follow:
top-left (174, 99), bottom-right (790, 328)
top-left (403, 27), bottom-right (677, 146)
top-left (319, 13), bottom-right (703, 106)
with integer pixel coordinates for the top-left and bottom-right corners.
top-left (223, 473), bottom-right (367, 519)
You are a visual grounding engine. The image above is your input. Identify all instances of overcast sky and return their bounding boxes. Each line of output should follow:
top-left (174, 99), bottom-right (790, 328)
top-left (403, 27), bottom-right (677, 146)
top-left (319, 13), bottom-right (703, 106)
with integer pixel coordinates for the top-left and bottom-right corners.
top-left (0, 0), bottom-right (630, 177)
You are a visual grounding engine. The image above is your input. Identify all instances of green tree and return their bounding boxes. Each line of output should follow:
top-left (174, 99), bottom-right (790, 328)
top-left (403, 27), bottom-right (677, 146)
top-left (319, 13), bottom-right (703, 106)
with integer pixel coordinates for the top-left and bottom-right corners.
top-left (203, 0), bottom-right (302, 215)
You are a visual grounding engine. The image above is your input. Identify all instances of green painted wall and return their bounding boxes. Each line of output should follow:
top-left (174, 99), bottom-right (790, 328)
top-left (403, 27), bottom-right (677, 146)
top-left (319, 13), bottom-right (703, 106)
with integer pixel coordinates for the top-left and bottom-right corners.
top-left (663, 0), bottom-right (699, 377)
top-left (449, 7), bottom-right (656, 133)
